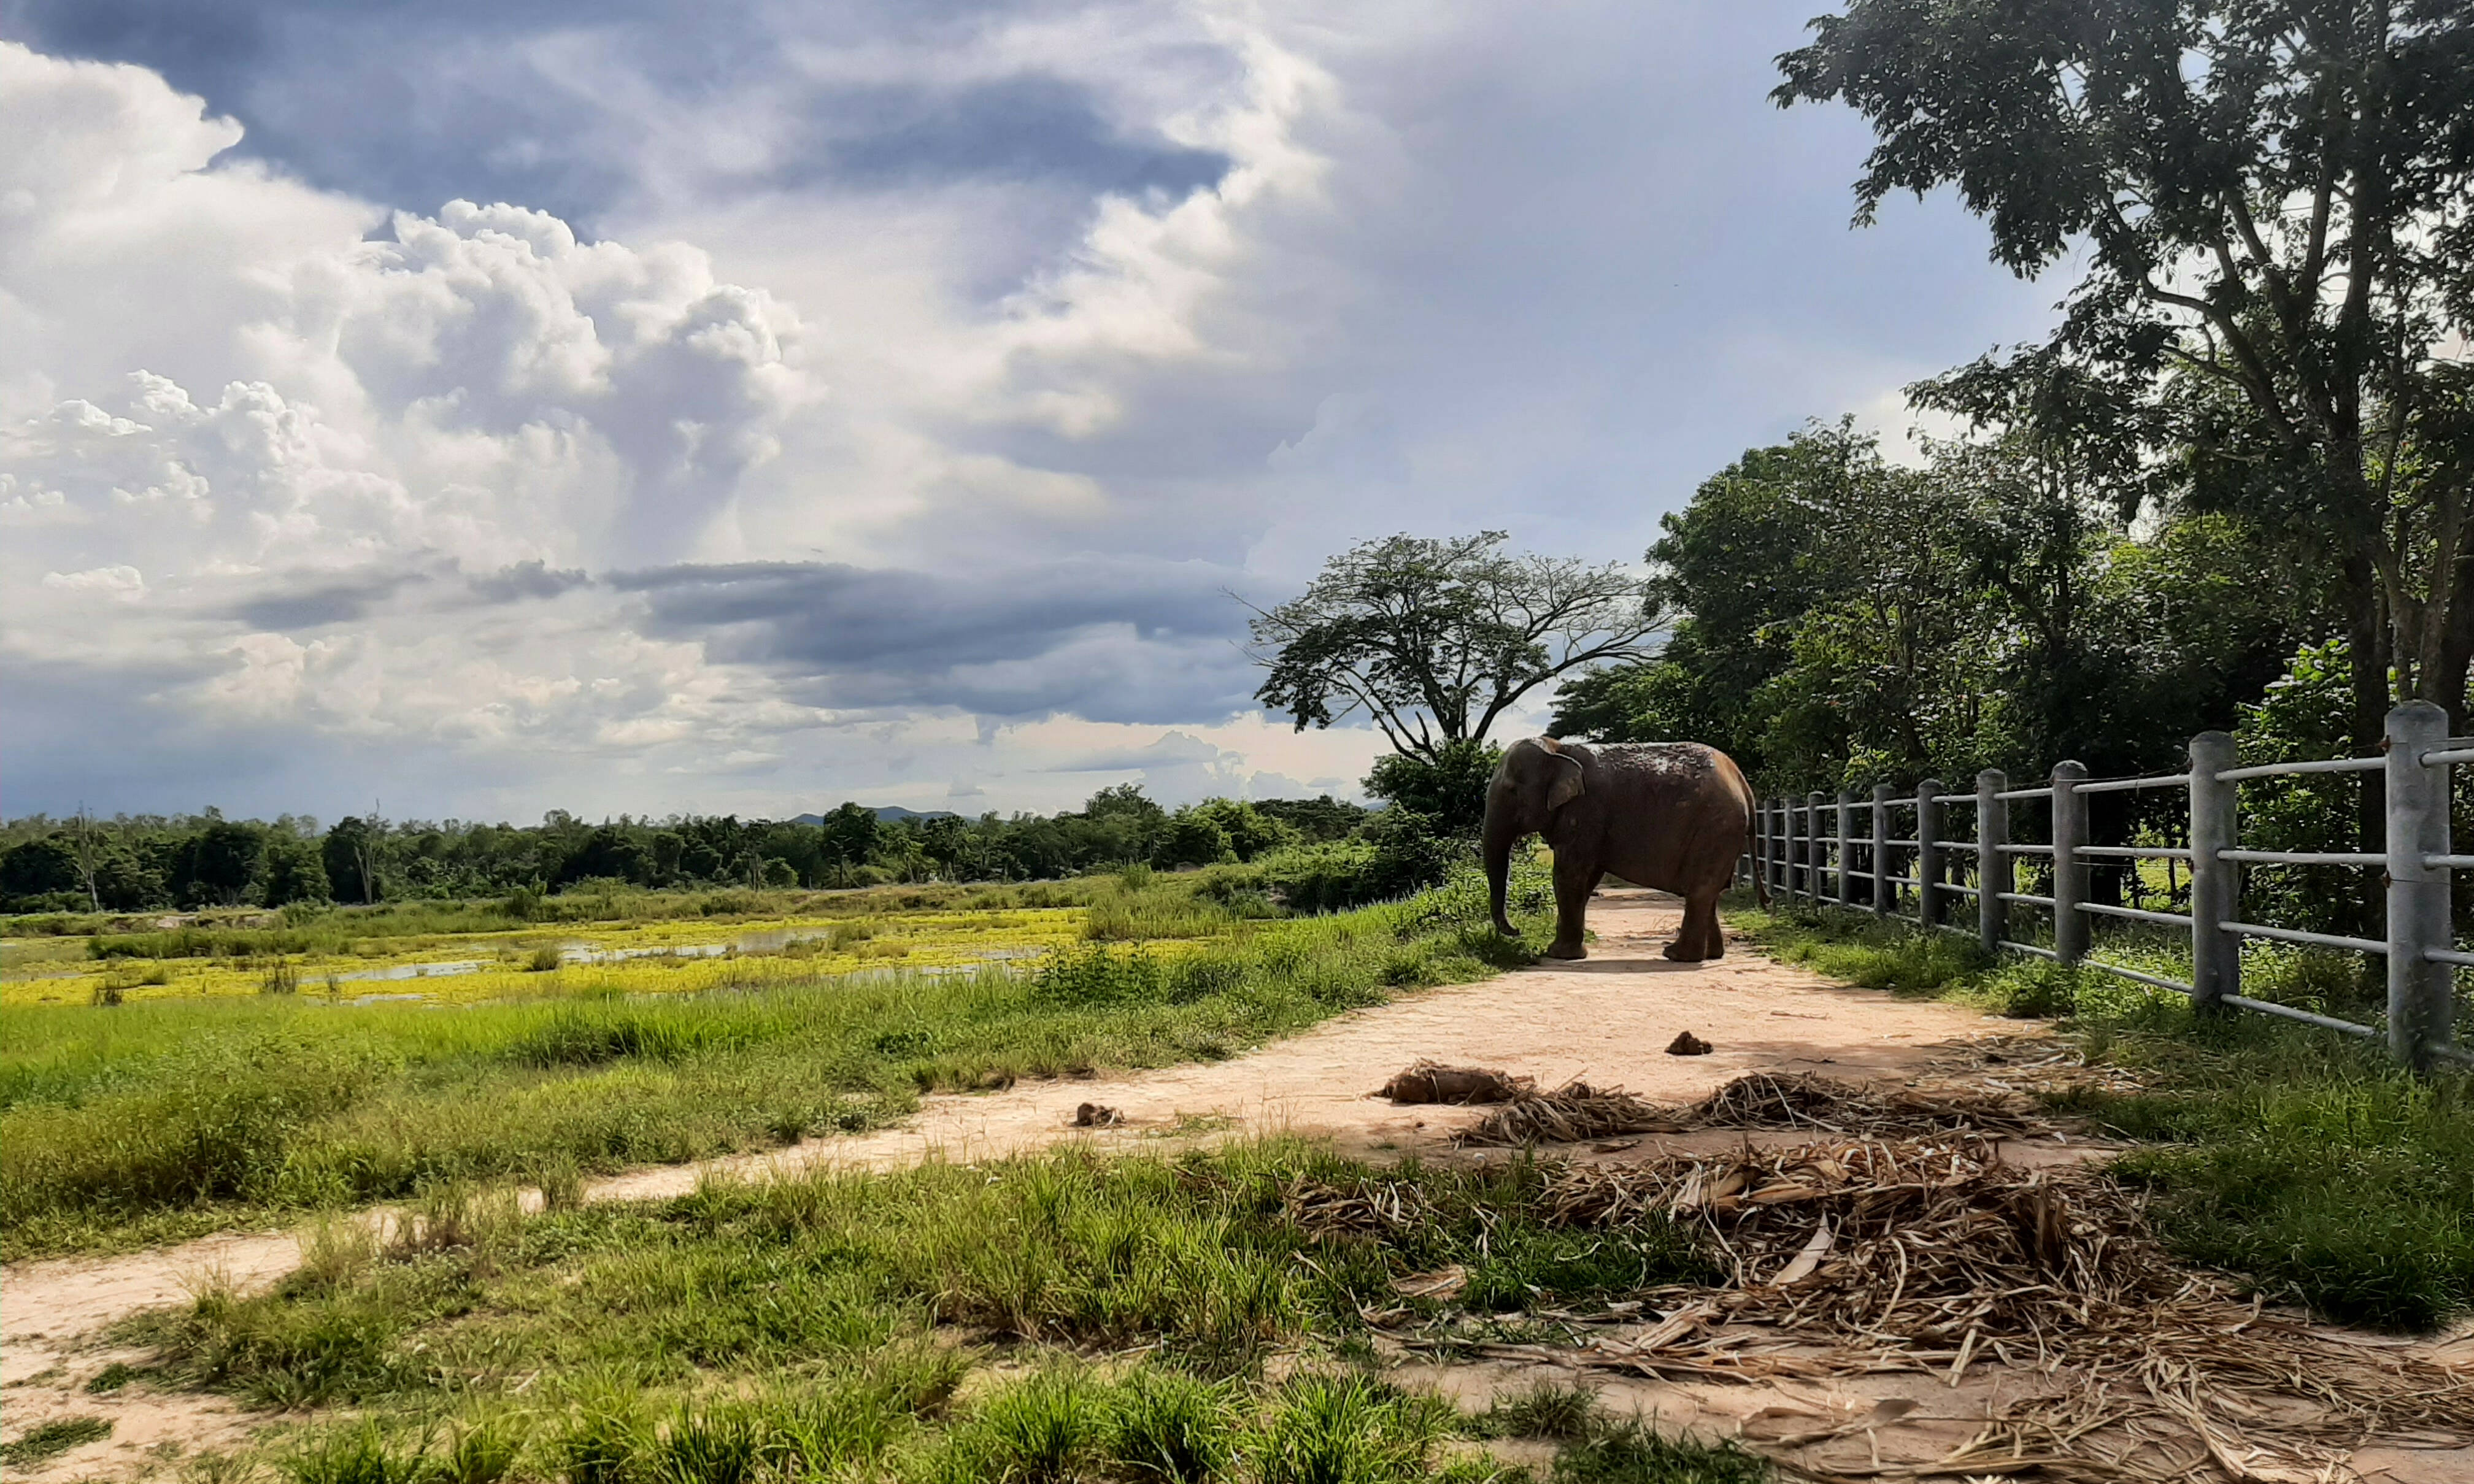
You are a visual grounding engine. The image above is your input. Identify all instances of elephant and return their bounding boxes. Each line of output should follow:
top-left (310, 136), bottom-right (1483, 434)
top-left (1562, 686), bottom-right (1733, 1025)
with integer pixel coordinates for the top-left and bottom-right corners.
top-left (1484, 736), bottom-right (1760, 962)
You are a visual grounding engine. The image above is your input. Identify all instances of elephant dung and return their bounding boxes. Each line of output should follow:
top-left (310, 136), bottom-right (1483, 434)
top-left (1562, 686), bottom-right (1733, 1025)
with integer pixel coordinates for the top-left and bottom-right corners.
top-left (1376, 1060), bottom-right (1536, 1104)
top-left (1665, 1030), bottom-right (1714, 1056)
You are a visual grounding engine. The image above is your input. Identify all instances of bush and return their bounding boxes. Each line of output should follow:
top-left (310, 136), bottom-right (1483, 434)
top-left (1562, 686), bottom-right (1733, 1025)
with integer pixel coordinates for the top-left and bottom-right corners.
top-left (1363, 740), bottom-right (1501, 837)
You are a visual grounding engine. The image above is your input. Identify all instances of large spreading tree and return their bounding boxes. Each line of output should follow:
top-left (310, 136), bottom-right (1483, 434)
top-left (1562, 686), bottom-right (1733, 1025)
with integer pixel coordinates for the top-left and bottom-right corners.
top-left (1246, 532), bottom-right (1660, 762)
top-left (1776, 0), bottom-right (2474, 734)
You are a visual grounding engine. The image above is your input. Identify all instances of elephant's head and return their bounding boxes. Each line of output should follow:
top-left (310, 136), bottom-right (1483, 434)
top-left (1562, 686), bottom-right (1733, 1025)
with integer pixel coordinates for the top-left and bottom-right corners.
top-left (1485, 737), bottom-right (1584, 934)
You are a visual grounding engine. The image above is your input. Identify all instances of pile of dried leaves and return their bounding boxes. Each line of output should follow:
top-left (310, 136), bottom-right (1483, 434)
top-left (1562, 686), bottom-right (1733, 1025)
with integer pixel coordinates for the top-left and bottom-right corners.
top-left (1452, 1071), bottom-right (2049, 1147)
top-left (1297, 1136), bottom-right (2474, 1481)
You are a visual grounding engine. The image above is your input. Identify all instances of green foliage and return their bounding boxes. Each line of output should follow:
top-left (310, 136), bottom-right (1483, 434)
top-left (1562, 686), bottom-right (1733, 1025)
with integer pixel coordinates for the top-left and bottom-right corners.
top-left (1552, 423), bottom-right (2327, 795)
top-left (1250, 531), bottom-right (1659, 761)
top-left (1364, 739), bottom-right (1501, 837)
top-left (1776, 0), bottom-right (2474, 725)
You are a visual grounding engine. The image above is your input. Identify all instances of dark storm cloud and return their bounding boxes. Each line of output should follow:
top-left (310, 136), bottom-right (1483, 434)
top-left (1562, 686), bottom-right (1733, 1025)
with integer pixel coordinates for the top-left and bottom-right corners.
top-left (781, 75), bottom-right (1227, 196)
top-left (1, 0), bottom-right (1224, 226)
top-left (228, 569), bottom-right (431, 631)
top-left (468, 561), bottom-right (591, 603)
top-left (613, 558), bottom-right (1258, 723)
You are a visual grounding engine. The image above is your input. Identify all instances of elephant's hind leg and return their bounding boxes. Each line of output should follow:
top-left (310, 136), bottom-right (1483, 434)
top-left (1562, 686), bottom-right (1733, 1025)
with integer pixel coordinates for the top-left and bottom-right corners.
top-left (1665, 887), bottom-right (1724, 961)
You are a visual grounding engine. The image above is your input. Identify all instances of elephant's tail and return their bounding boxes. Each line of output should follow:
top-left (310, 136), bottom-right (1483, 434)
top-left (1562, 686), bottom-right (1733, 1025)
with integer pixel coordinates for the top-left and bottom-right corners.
top-left (1748, 825), bottom-right (1768, 907)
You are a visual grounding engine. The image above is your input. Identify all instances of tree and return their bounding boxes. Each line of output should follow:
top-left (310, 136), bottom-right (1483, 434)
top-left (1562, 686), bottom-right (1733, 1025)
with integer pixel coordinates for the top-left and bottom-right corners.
top-left (324, 817), bottom-right (383, 904)
top-left (1776, 0), bottom-right (2474, 730)
top-left (1247, 532), bottom-right (1659, 761)
top-left (66, 807), bottom-right (105, 913)
top-left (185, 820), bottom-right (264, 906)
top-left (1363, 739), bottom-right (1502, 837)
top-left (262, 834), bottom-right (331, 905)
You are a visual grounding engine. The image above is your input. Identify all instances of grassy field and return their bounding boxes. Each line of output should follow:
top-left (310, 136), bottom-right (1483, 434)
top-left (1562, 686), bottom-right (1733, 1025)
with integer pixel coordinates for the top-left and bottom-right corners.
top-left (2, 883), bottom-right (1121, 1009)
top-left (1, 869), bottom-right (1552, 1260)
top-left (101, 1140), bottom-right (1755, 1484)
top-left (1724, 894), bottom-right (2474, 1332)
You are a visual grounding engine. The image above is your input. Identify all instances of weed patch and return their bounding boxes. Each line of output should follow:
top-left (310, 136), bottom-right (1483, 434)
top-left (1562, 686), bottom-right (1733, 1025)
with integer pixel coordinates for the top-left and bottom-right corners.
top-left (0, 1417), bottom-right (113, 1467)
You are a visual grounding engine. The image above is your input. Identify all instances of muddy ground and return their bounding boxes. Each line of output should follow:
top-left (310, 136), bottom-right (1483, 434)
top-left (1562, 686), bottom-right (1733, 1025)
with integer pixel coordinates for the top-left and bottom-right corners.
top-left (6, 890), bottom-right (2468, 1481)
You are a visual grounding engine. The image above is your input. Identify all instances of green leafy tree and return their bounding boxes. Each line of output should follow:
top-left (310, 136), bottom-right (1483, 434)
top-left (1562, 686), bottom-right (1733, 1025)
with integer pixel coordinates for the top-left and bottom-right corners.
top-left (261, 834), bottom-right (330, 905)
top-left (1362, 739), bottom-right (1502, 837)
top-left (1156, 812), bottom-right (1236, 869)
top-left (1183, 799), bottom-right (1295, 862)
top-left (183, 820), bottom-right (264, 906)
top-left (1776, 0), bottom-right (2474, 731)
top-left (323, 817), bottom-right (383, 904)
top-left (1249, 532), bottom-right (1658, 761)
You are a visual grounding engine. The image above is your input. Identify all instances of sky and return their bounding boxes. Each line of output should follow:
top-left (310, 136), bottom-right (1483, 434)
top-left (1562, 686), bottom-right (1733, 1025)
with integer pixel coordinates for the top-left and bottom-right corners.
top-left (0, 0), bottom-right (2067, 825)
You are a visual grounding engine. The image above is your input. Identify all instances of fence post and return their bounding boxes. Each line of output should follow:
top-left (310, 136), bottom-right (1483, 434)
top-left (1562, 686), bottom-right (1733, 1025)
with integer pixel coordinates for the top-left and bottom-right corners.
top-left (1836, 790), bottom-right (1856, 907)
top-left (2052, 760), bottom-right (2089, 965)
top-left (1769, 799), bottom-right (1785, 899)
top-left (1871, 783), bottom-right (1892, 916)
top-left (1806, 791), bottom-right (1827, 907)
top-left (2187, 731), bottom-right (2238, 1013)
top-left (2385, 702), bottom-right (2454, 1070)
top-left (1915, 779), bottom-right (1943, 928)
top-left (1801, 786), bottom-right (1821, 905)
top-left (1978, 769), bottom-right (2007, 956)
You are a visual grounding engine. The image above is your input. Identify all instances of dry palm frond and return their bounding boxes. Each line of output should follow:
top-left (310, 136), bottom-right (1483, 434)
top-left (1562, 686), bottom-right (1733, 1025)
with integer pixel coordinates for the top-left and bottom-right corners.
top-left (1315, 1136), bottom-right (2474, 1482)
top-left (1454, 1071), bottom-right (2049, 1147)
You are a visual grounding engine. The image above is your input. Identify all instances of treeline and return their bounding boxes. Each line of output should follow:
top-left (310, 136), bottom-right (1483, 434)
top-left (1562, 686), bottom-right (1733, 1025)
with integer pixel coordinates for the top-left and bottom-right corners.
top-left (1550, 417), bottom-right (2343, 792)
top-left (0, 788), bottom-right (1383, 915)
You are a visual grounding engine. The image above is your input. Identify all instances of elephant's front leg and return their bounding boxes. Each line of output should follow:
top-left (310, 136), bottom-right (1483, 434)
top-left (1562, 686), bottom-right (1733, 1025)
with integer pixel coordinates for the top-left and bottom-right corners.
top-left (1546, 856), bottom-right (1598, 959)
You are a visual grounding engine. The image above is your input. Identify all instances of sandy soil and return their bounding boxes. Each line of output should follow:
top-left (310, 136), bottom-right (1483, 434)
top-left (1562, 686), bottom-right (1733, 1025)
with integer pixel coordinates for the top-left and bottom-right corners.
top-left (4, 890), bottom-right (2465, 1480)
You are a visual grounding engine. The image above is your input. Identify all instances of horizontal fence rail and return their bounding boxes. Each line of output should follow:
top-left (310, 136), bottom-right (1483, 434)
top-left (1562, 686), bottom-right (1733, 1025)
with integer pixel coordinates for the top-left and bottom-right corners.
top-left (1743, 702), bottom-right (2468, 1071)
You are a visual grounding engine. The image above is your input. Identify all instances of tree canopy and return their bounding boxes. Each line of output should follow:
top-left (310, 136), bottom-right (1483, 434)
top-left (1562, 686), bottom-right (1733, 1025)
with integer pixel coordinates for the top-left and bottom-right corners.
top-left (1775, 0), bottom-right (2474, 732)
top-left (1247, 532), bottom-right (1659, 761)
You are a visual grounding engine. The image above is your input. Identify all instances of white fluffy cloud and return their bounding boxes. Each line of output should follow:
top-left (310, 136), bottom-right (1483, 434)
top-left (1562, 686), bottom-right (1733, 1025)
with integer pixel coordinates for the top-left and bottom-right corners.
top-left (0, 33), bottom-right (1355, 817)
top-left (0, 4), bottom-right (2067, 822)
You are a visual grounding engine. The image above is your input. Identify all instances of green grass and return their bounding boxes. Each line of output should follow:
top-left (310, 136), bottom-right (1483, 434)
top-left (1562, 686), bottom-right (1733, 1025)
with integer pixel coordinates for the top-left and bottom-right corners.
top-left (1, 869), bottom-right (1552, 1259)
top-left (1724, 894), bottom-right (2474, 1332)
top-left (126, 1139), bottom-right (1733, 1482)
top-left (0, 1417), bottom-right (114, 1467)
top-left (130, 1141), bottom-right (1708, 1408)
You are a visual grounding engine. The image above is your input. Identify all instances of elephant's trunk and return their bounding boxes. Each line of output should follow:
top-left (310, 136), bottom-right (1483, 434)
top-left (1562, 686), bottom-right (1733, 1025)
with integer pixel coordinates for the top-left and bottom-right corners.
top-left (1483, 810), bottom-right (1519, 936)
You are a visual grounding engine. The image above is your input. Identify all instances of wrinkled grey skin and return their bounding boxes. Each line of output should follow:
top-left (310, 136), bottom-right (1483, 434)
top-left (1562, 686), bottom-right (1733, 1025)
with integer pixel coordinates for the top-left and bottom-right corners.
top-left (1484, 737), bottom-right (1760, 961)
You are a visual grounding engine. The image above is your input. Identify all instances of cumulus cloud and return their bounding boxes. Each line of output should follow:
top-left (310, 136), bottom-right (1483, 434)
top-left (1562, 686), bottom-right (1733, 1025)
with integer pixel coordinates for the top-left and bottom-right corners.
top-left (0, 2), bottom-right (2072, 821)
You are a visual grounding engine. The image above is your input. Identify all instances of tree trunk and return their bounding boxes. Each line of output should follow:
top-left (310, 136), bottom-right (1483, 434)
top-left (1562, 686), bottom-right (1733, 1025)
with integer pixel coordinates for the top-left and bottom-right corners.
top-left (2347, 555), bottom-right (2389, 934)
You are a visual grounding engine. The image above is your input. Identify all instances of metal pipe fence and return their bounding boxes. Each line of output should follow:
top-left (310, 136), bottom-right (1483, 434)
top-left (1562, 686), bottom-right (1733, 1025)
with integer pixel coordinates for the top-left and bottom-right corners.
top-left (1740, 701), bottom-right (2468, 1071)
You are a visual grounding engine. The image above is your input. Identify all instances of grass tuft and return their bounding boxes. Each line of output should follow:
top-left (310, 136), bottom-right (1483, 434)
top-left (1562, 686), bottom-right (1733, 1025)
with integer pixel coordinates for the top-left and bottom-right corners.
top-left (0, 1417), bottom-right (114, 1467)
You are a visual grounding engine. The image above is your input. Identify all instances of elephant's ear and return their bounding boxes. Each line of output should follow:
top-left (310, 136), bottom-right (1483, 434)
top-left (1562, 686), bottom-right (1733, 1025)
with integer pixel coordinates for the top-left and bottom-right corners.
top-left (1545, 753), bottom-right (1585, 811)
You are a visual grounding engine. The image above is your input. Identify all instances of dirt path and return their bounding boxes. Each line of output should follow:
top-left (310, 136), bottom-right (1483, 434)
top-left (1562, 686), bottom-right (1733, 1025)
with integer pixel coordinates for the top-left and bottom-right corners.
top-left (10, 890), bottom-right (2453, 1480)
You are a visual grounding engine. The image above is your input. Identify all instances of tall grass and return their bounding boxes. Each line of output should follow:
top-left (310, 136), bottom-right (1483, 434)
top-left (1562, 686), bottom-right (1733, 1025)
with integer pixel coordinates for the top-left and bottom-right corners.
top-left (1723, 894), bottom-right (2474, 1332)
top-left (2, 869), bottom-right (1554, 1258)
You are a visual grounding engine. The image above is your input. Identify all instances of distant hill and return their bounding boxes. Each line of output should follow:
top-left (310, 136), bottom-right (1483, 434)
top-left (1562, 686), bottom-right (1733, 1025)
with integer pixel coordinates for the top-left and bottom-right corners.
top-left (790, 805), bottom-right (960, 826)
